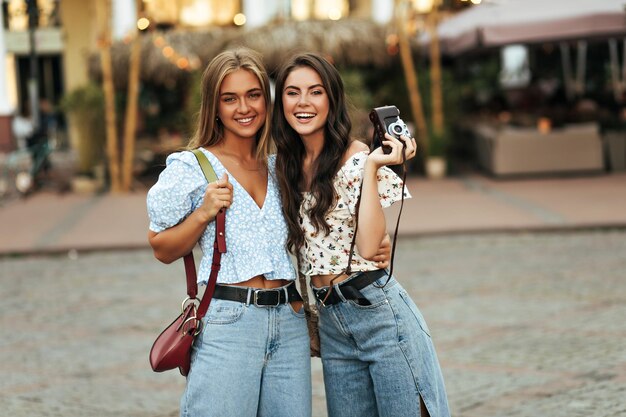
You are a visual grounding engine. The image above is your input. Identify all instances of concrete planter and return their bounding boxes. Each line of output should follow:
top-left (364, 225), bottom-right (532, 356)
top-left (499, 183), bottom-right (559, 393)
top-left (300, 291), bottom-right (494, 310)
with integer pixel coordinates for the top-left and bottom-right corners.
top-left (70, 175), bottom-right (103, 194)
top-left (425, 156), bottom-right (447, 179)
top-left (473, 122), bottom-right (604, 176)
top-left (604, 132), bottom-right (626, 172)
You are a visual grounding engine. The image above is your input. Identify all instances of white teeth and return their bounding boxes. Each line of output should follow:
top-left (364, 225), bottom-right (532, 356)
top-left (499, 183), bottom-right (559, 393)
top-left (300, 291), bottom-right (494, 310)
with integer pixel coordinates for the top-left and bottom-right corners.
top-left (238, 117), bottom-right (253, 123)
top-left (295, 113), bottom-right (315, 119)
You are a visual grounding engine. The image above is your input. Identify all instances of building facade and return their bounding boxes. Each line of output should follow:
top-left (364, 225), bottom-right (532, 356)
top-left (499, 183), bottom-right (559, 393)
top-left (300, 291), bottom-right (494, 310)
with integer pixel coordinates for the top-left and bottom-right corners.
top-left (0, 0), bottom-right (402, 150)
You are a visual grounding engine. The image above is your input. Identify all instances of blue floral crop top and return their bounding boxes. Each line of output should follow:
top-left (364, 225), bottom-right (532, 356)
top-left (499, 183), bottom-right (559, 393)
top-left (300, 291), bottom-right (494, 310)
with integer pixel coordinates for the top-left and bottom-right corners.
top-left (147, 149), bottom-right (296, 285)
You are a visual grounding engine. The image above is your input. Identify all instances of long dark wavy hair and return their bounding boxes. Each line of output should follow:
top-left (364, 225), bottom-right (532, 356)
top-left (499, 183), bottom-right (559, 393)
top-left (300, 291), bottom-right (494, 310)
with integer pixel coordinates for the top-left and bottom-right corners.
top-left (273, 53), bottom-right (352, 255)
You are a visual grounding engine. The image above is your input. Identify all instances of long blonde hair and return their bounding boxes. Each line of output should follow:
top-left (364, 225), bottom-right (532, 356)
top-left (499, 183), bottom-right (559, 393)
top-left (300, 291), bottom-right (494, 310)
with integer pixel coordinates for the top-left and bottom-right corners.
top-left (187, 47), bottom-right (272, 161)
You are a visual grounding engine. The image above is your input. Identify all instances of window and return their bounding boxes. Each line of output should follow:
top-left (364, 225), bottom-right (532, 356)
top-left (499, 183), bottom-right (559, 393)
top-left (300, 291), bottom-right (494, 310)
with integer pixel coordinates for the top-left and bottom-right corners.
top-left (143, 0), bottom-right (240, 28)
top-left (499, 44), bottom-right (531, 89)
top-left (5, 0), bottom-right (60, 31)
top-left (291, 0), bottom-right (349, 21)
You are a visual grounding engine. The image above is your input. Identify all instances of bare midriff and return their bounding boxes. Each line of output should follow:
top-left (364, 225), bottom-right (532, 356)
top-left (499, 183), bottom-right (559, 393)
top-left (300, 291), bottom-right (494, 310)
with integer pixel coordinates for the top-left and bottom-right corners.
top-left (230, 275), bottom-right (302, 312)
top-left (231, 275), bottom-right (291, 289)
top-left (310, 272), bottom-right (351, 289)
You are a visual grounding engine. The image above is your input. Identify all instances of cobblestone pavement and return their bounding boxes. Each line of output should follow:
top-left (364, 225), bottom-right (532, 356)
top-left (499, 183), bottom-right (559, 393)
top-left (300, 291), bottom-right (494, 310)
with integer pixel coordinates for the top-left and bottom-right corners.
top-left (1, 230), bottom-right (625, 417)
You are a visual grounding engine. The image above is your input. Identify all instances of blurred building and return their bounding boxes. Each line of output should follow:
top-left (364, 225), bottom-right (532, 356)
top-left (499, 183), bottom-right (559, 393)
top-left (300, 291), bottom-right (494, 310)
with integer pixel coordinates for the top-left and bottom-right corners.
top-left (1, 0), bottom-right (89, 150)
top-left (1, 0), bottom-right (412, 150)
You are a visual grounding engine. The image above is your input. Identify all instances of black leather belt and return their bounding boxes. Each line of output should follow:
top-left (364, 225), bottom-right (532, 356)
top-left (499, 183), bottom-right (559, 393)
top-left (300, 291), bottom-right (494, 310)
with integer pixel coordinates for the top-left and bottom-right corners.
top-left (213, 281), bottom-right (302, 307)
top-left (312, 269), bottom-right (387, 306)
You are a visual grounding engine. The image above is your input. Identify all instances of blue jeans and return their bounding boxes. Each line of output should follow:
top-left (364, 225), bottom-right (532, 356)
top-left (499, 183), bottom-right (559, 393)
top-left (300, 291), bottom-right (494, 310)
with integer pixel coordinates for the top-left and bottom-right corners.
top-left (314, 274), bottom-right (450, 417)
top-left (181, 296), bottom-right (311, 417)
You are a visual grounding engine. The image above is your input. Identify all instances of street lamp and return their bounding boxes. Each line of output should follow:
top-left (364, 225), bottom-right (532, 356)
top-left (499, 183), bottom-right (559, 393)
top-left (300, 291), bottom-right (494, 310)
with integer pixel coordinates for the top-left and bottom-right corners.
top-left (26, 0), bottom-right (39, 130)
top-left (409, 0), bottom-right (445, 134)
top-left (411, 0), bottom-right (447, 173)
top-left (412, 0), bottom-right (435, 14)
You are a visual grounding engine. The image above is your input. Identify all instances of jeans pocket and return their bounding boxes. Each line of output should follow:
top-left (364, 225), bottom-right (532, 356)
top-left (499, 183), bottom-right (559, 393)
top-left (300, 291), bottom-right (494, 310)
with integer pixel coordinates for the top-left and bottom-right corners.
top-left (398, 289), bottom-right (431, 337)
top-left (347, 297), bottom-right (388, 309)
top-left (347, 280), bottom-right (389, 309)
top-left (205, 299), bottom-right (245, 325)
top-left (288, 302), bottom-right (306, 318)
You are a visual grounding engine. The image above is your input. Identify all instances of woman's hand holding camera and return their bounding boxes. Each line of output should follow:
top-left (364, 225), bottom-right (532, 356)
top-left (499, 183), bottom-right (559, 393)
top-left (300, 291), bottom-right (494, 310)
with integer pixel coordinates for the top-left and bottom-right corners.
top-left (199, 173), bottom-right (233, 223)
top-left (368, 133), bottom-right (417, 168)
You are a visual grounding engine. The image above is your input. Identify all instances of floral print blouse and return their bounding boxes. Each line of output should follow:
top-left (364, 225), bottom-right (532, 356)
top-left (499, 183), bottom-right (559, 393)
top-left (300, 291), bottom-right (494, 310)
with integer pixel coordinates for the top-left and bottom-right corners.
top-left (298, 151), bottom-right (411, 275)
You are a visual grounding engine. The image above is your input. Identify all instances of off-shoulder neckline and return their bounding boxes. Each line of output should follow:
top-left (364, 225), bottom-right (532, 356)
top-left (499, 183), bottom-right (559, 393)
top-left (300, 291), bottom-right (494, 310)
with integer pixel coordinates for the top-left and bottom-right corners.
top-left (301, 150), bottom-right (369, 195)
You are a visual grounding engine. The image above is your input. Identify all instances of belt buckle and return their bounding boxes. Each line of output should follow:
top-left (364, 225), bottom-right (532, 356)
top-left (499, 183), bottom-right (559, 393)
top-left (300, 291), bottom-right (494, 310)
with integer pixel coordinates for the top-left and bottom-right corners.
top-left (254, 288), bottom-right (281, 307)
top-left (315, 288), bottom-right (328, 307)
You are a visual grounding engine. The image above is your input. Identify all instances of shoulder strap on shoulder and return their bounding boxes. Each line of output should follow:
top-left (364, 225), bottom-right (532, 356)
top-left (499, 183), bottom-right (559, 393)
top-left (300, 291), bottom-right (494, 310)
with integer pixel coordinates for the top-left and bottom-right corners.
top-left (191, 149), bottom-right (218, 183)
top-left (191, 148), bottom-right (225, 252)
top-left (181, 148), bottom-right (226, 322)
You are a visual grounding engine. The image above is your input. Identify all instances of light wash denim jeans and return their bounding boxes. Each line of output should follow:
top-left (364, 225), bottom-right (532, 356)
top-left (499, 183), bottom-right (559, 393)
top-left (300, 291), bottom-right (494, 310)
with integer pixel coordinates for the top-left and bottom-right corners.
top-left (180, 296), bottom-right (311, 417)
top-left (314, 273), bottom-right (450, 417)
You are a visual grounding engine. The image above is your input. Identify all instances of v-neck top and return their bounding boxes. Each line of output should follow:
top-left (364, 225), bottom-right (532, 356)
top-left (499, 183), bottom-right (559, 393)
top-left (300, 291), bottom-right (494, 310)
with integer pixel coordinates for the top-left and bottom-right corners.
top-left (298, 151), bottom-right (411, 275)
top-left (147, 149), bottom-right (296, 285)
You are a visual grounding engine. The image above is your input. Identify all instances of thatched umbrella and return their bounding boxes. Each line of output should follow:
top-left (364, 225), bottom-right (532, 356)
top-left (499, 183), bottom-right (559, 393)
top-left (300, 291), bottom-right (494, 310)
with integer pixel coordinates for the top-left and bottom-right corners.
top-left (89, 27), bottom-right (239, 88)
top-left (225, 18), bottom-right (393, 73)
top-left (89, 19), bottom-right (395, 87)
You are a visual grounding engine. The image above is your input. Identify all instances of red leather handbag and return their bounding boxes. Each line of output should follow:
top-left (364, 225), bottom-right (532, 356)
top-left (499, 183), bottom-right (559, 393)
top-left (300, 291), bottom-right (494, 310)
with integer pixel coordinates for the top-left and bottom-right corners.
top-left (149, 149), bottom-right (225, 376)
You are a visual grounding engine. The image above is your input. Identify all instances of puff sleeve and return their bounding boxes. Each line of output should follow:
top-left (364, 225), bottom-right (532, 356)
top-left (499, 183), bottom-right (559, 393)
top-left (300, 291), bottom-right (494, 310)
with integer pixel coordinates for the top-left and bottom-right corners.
top-left (339, 152), bottom-right (411, 214)
top-left (146, 151), bottom-right (207, 233)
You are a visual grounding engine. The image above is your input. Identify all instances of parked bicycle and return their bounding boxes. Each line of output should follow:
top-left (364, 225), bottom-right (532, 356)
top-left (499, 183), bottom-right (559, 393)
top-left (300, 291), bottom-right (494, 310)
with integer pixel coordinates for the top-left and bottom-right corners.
top-left (0, 111), bottom-right (57, 200)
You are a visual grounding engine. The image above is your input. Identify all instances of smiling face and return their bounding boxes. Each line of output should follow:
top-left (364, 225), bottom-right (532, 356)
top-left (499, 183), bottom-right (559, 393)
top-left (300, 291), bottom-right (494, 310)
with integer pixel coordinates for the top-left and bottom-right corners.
top-left (218, 68), bottom-right (266, 141)
top-left (281, 66), bottom-right (329, 143)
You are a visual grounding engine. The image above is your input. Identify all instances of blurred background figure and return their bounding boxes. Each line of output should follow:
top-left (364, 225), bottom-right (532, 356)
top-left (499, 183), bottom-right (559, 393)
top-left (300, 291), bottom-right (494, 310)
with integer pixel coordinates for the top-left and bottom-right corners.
top-left (26, 98), bottom-right (56, 177)
top-left (11, 102), bottom-right (33, 151)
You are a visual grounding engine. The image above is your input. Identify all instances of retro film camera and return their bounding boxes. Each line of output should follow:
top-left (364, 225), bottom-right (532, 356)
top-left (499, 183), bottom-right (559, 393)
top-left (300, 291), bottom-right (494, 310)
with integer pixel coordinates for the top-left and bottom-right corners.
top-left (369, 105), bottom-right (411, 154)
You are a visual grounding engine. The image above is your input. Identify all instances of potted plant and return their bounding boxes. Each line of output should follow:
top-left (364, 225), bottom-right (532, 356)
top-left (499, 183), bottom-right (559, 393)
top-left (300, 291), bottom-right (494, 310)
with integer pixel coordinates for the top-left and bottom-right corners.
top-left (425, 130), bottom-right (449, 179)
top-left (60, 83), bottom-right (106, 192)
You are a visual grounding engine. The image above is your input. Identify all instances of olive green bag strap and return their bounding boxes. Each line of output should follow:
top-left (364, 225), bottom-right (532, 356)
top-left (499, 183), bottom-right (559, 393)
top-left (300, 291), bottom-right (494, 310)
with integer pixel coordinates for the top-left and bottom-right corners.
top-left (192, 149), bottom-right (218, 183)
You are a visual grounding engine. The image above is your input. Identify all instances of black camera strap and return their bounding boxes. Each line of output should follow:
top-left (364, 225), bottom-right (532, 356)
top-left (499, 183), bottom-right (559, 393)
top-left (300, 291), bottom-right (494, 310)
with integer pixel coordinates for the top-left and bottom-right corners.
top-left (369, 148), bottom-right (407, 288)
top-left (321, 147), bottom-right (407, 304)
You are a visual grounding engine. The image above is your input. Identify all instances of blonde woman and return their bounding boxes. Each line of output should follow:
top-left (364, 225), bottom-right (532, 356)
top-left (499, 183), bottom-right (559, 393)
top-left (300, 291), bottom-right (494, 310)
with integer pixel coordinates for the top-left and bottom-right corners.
top-left (147, 48), bottom-right (310, 417)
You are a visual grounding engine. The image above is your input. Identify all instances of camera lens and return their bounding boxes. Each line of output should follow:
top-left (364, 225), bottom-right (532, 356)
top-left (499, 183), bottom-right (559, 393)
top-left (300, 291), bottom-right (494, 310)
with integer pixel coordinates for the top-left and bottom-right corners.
top-left (392, 124), bottom-right (403, 134)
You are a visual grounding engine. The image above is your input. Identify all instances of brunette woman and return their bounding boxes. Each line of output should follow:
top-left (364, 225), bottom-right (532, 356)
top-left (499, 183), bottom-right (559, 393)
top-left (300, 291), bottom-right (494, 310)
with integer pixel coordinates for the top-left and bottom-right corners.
top-left (273, 53), bottom-right (450, 417)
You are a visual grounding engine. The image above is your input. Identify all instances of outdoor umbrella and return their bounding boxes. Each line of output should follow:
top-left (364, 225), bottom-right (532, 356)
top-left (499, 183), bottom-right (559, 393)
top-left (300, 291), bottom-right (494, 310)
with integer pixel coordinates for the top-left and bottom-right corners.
top-left (89, 19), bottom-right (394, 87)
top-left (223, 18), bottom-right (392, 73)
top-left (421, 0), bottom-right (626, 56)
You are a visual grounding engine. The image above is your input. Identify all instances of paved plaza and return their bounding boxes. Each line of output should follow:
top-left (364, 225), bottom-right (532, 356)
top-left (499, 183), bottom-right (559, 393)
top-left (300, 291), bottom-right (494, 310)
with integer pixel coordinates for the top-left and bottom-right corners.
top-left (1, 230), bottom-right (625, 417)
